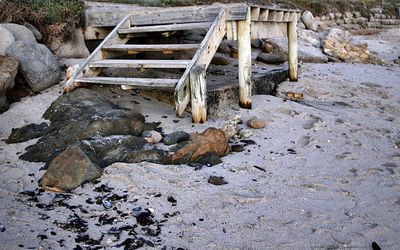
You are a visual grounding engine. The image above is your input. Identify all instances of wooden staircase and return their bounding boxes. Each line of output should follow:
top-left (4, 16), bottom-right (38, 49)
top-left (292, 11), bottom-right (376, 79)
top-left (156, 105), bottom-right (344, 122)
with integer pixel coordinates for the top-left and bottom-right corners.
top-left (65, 8), bottom-right (227, 123)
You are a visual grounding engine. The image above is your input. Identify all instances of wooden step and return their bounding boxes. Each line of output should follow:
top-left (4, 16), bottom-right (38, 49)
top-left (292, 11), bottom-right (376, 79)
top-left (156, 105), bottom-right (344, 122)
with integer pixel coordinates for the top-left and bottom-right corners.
top-left (102, 44), bottom-right (200, 52)
top-left (118, 22), bottom-right (212, 34)
top-left (90, 59), bottom-right (191, 69)
top-left (75, 77), bottom-right (178, 88)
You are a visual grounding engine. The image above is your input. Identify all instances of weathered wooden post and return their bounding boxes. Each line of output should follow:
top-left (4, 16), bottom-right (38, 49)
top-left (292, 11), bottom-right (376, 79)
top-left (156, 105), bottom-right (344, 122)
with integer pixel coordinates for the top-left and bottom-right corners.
top-left (190, 64), bottom-right (207, 123)
top-left (237, 7), bottom-right (252, 109)
top-left (288, 12), bottom-right (298, 81)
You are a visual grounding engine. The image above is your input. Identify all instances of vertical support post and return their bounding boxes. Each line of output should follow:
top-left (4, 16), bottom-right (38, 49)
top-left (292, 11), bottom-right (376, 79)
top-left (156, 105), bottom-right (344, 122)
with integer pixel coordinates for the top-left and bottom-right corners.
top-left (288, 13), bottom-right (298, 81)
top-left (190, 64), bottom-right (207, 123)
top-left (237, 7), bottom-right (252, 109)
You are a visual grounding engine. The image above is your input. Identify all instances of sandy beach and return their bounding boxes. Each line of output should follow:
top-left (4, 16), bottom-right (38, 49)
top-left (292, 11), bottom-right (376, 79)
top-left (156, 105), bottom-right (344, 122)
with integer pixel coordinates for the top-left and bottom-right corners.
top-left (0, 28), bottom-right (399, 249)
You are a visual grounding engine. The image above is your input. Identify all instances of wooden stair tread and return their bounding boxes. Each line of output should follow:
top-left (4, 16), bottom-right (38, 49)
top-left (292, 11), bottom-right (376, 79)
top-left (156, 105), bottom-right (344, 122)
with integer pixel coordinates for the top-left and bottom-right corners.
top-left (102, 44), bottom-right (200, 52)
top-left (90, 59), bottom-right (191, 68)
top-left (118, 22), bottom-right (212, 34)
top-left (75, 77), bottom-right (178, 88)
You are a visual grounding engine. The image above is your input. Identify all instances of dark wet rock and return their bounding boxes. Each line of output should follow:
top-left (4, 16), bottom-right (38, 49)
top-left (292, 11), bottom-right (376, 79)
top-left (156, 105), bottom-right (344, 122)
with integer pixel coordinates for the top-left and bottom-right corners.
top-left (167, 196), bottom-right (177, 204)
top-left (6, 40), bottom-right (61, 92)
top-left (167, 128), bottom-right (229, 164)
top-left (208, 176), bottom-right (228, 186)
top-left (256, 52), bottom-right (288, 65)
top-left (39, 145), bottom-right (103, 191)
top-left (211, 54), bottom-right (231, 65)
top-left (132, 207), bottom-right (155, 226)
top-left (372, 241), bottom-right (381, 250)
top-left (163, 131), bottom-right (190, 145)
top-left (115, 238), bottom-right (146, 249)
top-left (195, 152), bottom-right (223, 166)
top-left (231, 144), bottom-right (245, 152)
top-left (6, 122), bottom-right (48, 143)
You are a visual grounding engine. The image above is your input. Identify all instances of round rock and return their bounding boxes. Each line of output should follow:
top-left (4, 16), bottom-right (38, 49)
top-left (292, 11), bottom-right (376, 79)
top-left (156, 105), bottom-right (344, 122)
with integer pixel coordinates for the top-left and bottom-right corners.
top-left (0, 27), bottom-right (15, 56)
top-left (163, 131), bottom-right (190, 145)
top-left (247, 118), bottom-right (267, 129)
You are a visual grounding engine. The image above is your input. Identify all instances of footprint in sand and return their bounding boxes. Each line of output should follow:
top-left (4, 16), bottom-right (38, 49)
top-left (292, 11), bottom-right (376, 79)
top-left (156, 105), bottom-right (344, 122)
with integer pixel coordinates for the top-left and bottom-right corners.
top-left (302, 115), bottom-right (322, 130)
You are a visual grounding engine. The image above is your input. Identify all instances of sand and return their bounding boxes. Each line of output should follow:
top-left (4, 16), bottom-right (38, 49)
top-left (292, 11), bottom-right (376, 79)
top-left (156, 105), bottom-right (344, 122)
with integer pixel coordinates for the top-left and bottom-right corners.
top-left (0, 28), bottom-right (399, 249)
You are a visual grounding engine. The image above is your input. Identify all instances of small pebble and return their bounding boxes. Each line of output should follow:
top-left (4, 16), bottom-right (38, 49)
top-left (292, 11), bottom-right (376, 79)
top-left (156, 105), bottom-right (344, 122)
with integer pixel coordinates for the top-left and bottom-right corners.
top-left (208, 176), bottom-right (228, 186)
top-left (102, 199), bottom-right (113, 209)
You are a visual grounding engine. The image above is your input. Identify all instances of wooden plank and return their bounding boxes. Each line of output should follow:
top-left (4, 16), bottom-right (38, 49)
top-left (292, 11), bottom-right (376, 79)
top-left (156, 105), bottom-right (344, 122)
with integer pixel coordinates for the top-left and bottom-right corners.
top-left (90, 59), bottom-right (190, 69)
top-left (238, 7), bottom-right (252, 109)
top-left (226, 21), bottom-right (238, 40)
top-left (268, 11), bottom-right (277, 21)
top-left (251, 22), bottom-right (288, 39)
top-left (75, 77), bottom-right (178, 88)
top-left (64, 15), bottom-right (131, 93)
top-left (251, 7), bottom-right (260, 21)
top-left (288, 13), bottom-right (298, 81)
top-left (276, 11), bottom-right (284, 22)
top-left (175, 9), bottom-right (227, 116)
top-left (102, 44), bottom-right (199, 52)
top-left (190, 64), bottom-right (207, 123)
top-left (86, 3), bottom-right (247, 27)
top-left (118, 22), bottom-right (212, 34)
top-left (259, 9), bottom-right (269, 21)
top-left (283, 12), bottom-right (291, 22)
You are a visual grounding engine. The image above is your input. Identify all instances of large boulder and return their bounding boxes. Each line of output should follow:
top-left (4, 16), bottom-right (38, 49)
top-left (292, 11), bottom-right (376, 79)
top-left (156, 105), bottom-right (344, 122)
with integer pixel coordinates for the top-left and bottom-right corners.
top-left (168, 127), bottom-right (230, 164)
top-left (256, 52), bottom-right (287, 64)
top-left (48, 28), bottom-right (90, 58)
top-left (322, 28), bottom-right (383, 64)
top-left (298, 29), bottom-right (323, 48)
top-left (0, 56), bottom-right (18, 113)
top-left (302, 11), bottom-right (318, 31)
top-left (7, 40), bottom-right (61, 92)
top-left (24, 23), bottom-right (42, 41)
top-left (0, 23), bottom-right (36, 42)
top-left (40, 145), bottom-right (103, 191)
top-left (0, 26), bottom-right (15, 56)
top-left (269, 37), bottom-right (328, 63)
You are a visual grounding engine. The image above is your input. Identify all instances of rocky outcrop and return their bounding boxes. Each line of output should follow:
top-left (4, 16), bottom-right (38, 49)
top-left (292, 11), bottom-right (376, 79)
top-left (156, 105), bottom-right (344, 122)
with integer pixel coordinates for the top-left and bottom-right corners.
top-left (48, 28), bottom-right (90, 58)
top-left (6, 40), bottom-right (61, 92)
top-left (0, 56), bottom-right (18, 113)
top-left (322, 28), bottom-right (383, 64)
top-left (0, 23), bottom-right (36, 42)
top-left (0, 26), bottom-right (15, 56)
top-left (40, 145), bottom-right (103, 191)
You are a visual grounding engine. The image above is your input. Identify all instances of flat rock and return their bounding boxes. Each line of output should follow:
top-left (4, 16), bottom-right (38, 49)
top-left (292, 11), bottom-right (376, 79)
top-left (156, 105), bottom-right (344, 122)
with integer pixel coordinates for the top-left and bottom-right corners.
top-left (163, 131), bottom-right (190, 145)
top-left (0, 23), bottom-right (36, 42)
top-left (256, 52), bottom-right (287, 65)
top-left (0, 26), bottom-right (15, 56)
top-left (40, 145), bottom-right (103, 191)
top-left (6, 40), bottom-right (61, 92)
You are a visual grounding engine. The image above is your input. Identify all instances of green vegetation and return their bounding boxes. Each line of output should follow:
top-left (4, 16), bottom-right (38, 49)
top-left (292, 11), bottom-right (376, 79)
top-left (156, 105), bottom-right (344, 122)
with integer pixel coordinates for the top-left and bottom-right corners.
top-left (0, 0), bottom-right (84, 42)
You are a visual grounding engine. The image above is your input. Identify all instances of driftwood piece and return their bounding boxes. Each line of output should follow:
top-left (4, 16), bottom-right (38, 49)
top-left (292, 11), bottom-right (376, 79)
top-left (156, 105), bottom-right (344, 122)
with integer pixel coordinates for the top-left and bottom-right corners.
top-left (190, 65), bottom-right (207, 123)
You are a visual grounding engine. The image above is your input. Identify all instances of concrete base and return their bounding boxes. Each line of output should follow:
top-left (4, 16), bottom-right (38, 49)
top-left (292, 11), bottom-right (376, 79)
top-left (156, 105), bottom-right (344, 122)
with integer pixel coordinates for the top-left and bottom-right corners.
top-left (139, 64), bottom-right (288, 114)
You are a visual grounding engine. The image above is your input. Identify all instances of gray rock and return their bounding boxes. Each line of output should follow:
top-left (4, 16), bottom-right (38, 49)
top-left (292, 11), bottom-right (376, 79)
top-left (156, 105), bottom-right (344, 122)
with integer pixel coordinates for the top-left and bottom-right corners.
top-left (302, 11), bottom-right (318, 31)
top-left (270, 37), bottom-right (328, 63)
top-left (0, 23), bottom-right (36, 42)
top-left (48, 28), bottom-right (89, 58)
top-left (324, 28), bottom-right (351, 43)
top-left (0, 56), bottom-right (18, 113)
top-left (0, 27), bottom-right (15, 56)
top-left (163, 131), bottom-right (190, 145)
top-left (298, 29), bottom-right (322, 48)
top-left (256, 52), bottom-right (287, 64)
top-left (211, 54), bottom-right (231, 65)
top-left (7, 40), bottom-right (61, 92)
top-left (24, 23), bottom-right (42, 41)
top-left (40, 145), bottom-right (103, 191)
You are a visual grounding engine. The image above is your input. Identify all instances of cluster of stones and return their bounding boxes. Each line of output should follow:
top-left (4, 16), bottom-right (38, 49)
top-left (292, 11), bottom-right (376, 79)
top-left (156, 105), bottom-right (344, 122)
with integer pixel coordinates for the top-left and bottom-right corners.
top-left (307, 8), bottom-right (400, 30)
